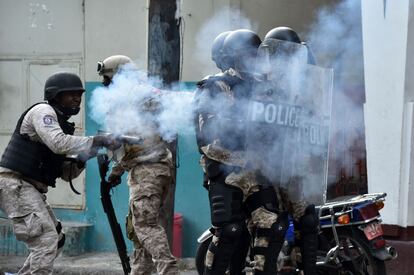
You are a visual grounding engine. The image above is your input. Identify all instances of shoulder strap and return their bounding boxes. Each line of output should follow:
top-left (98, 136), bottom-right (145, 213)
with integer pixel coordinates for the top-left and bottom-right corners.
top-left (14, 102), bottom-right (49, 135)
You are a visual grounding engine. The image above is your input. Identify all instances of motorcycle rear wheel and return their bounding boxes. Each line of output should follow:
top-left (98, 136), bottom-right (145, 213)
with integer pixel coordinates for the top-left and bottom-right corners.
top-left (325, 228), bottom-right (387, 275)
top-left (196, 237), bottom-right (212, 275)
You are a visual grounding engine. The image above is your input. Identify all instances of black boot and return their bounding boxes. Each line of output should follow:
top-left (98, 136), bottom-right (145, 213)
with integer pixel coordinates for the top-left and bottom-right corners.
top-left (229, 224), bottom-right (250, 275)
top-left (299, 205), bottom-right (319, 275)
top-left (204, 222), bottom-right (244, 275)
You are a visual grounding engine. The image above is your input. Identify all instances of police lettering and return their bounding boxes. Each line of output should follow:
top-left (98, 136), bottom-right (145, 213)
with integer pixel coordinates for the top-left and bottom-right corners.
top-left (250, 101), bottom-right (301, 128)
top-left (301, 123), bottom-right (327, 146)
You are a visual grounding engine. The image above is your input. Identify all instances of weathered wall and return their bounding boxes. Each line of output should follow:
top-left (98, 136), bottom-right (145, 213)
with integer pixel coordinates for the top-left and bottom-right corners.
top-left (362, 0), bottom-right (414, 227)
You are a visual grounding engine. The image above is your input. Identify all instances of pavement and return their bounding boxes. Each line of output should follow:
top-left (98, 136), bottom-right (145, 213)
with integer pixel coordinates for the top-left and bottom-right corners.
top-left (1, 240), bottom-right (412, 275)
top-left (384, 240), bottom-right (414, 275)
top-left (0, 253), bottom-right (197, 275)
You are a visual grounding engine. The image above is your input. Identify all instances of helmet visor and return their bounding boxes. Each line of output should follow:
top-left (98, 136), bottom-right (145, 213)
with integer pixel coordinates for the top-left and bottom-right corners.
top-left (97, 61), bottom-right (114, 76)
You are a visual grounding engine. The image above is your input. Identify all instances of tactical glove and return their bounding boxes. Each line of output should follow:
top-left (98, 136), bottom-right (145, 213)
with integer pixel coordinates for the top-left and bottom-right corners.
top-left (92, 134), bottom-right (122, 150)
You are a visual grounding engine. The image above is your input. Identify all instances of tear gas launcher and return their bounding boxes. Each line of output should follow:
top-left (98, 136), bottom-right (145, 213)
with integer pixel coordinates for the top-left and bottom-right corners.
top-left (97, 154), bottom-right (131, 274)
top-left (97, 131), bottom-right (144, 145)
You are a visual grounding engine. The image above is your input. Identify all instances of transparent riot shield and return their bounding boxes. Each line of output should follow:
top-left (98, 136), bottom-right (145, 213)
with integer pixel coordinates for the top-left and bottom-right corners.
top-left (246, 39), bottom-right (333, 205)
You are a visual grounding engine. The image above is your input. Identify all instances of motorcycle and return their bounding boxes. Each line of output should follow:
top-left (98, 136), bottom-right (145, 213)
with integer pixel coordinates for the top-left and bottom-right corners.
top-left (195, 192), bottom-right (397, 274)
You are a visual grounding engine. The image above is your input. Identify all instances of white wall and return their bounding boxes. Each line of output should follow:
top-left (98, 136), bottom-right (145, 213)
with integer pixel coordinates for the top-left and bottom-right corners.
top-left (0, 0), bottom-right (86, 209)
top-left (361, 0), bottom-right (413, 226)
top-left (84, 0), bottom-right (149, 81)
top-left (405, 3), bottom-right (414, 225)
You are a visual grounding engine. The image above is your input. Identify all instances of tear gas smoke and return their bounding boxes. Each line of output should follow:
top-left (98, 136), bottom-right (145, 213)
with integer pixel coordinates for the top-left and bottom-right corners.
top-left (194, 7), bottom-right (258, 77)
top-left (193, 0), bottom-right (364, 204)
top-left (306, 0), bottom-right (366, 186)
top-left (89, 0), bottom-right (365, 204)
top-left (89, 64), bottom-right (194, 142)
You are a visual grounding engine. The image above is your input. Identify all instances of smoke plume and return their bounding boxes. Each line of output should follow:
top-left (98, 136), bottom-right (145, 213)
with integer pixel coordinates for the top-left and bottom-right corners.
top-left (89, 63), bottom-right (194, 142)
top-left (194, 7), bottom-right (258, 76)
top-left (89, 0), bottom-right (365, 203)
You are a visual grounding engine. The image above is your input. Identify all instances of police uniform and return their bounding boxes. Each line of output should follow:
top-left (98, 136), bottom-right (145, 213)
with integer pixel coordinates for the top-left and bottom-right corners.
top-left (0, 103), bottom-right (93, 274)
top-left (196, 69), bottom-right (288, 275)
top-left (108, 94), bottom-right (178, 275)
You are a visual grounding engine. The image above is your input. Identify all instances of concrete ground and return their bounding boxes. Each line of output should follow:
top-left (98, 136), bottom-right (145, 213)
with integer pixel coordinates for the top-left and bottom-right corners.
top-left (0, 253), bottom-right (197, 275)
top-left (1, 240), bottom-right (411, 275)
top-left (384, 240), bottom-right (414, 275)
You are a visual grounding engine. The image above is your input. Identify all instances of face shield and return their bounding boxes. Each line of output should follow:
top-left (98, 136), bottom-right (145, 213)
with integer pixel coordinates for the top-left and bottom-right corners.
top-left (97, 61), bottom-right (114, 86)
top-left (246, 41), bottom-right (333, 205)
top-left (257, 39), bottom-right (308, 82)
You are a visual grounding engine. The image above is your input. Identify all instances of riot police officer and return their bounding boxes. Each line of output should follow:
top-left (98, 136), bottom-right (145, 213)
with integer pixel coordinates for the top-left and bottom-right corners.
top-left (194, 31), bottom-right (233, 156)
top-left (262, 26), bottom-right (319, 275)
top-left (0, 72), bottom-right (119, 274)
top-left (194, 31), bottom-right (253, 275)
top-left (97, 55), bottom-right (179, 275)
top-left (195, 29), bottom-right (288, 275)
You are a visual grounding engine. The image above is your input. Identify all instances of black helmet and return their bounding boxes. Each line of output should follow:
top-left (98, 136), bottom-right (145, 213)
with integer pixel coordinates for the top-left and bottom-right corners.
top-left (211, 31), bottom-right (232, 71)
top-left (223, 29), bottom-right (261, 73)
top-left (264, 26), bottom-right (316, 65)
top-left (223, 29), bottom-right (261, 57)
top-left (264, 26), bottom-right (301, 43)
top-left (44, 72), bottom-right (85, 101)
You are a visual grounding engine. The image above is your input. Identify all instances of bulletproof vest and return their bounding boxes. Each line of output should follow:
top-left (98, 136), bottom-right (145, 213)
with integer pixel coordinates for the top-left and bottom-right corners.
top-left (202, 73), bottom-right (253, 151)
top-left (0, 103), bottom-right (75, 187)
top-left (195, 74), bottom-right (243, 150)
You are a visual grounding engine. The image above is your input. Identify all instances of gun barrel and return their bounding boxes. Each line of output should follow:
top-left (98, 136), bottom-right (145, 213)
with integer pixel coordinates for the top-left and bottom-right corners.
top-left (117, 135), bottom-right (144, 145)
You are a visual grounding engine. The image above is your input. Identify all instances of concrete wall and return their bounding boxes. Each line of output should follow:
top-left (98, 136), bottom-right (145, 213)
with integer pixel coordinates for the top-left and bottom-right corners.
top-left (84, 0), bottom-right (149, 81)
top-left (404, 2), bottom-right (414, 225)
top-left (361, 0), bottom-right (414, 227)
top-left (0, 0), bottom-right (86, 208)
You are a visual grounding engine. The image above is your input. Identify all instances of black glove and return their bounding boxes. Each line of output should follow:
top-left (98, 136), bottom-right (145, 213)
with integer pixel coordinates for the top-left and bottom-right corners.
top-left (92, 134), bottom-right (122, 150)
top-left (108, 173), bottom-right (122, 187)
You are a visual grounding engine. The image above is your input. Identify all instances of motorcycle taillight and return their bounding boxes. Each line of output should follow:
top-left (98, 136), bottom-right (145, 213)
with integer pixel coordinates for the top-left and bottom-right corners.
top-left (372, 237), bottom-right (386, 249)
top-left (357, 203), bottom-right (380, 220)
top-left (375, 201), bottom-right (385, 210)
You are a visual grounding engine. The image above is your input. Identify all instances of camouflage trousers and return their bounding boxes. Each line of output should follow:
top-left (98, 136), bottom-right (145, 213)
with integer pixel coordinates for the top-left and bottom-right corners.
top-left (0, 172), bottom-right (59, 275)
top-left (277, 184), bottom-right (309, 223)
top-left (206, 170), bottom-right (279, 273)
top-left (128, 163), bottom-right (178, 275)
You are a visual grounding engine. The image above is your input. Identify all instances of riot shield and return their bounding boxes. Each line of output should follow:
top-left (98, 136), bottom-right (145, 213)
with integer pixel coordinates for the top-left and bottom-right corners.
top-left (246, 39), bottom-right (333, 205)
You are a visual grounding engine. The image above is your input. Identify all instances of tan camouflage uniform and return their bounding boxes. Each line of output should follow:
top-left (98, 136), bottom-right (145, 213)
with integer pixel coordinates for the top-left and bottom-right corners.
top-left (197, 70), bottom-right (280, 272)
top-left (0, 103), bottom-right (93, 275)
top-left (109, 95), bottom-right (178, 275)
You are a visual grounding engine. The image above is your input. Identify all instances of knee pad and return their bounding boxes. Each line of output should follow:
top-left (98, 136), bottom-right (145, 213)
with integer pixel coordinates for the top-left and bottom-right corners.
top-left (209, 182), bottom-right (243, 226)
top-left (255, 211), bottom-right (289, 242)
top-left (300, 204), bottom-right (319, 235)
top-left (252, 213), bottom-right (289, 274)
top-left (206, 222), bottom-right (245, 275)
top-left (216, 222), bottom-right (244, 242)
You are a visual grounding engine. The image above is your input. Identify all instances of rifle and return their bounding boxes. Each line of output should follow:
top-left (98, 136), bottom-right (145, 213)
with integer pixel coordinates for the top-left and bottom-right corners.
top-left (96, 130), bottom-right (144, 146)
top-left (97, 154), bottom-right (131, 274)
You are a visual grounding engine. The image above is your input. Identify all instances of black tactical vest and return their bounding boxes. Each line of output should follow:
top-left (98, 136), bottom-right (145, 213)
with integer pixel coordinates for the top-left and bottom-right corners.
top-left (0, 103), bottom-right (75, 187)
top-left (196, 73), bottom-right (250, 151)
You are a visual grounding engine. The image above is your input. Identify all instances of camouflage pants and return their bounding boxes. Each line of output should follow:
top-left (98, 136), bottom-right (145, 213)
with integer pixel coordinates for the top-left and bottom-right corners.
top-left (0, 173), bottom-right (59, 275)
top-left (206, 170), bottom-right (279, 272)
top-left (277, 185), bottom-right (309, 222)
top-left (128, 163), bottom-right (178, 275)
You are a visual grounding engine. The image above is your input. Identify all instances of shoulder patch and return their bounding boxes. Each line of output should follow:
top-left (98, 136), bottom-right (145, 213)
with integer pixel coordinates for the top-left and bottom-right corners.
top-left (43, 115), bottom-right (55, 125)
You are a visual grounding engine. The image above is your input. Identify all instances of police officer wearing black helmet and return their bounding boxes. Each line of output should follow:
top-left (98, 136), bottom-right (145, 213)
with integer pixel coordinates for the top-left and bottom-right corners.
top-left (0, 72), bottom-right (119, 274)
top-left (195, 29), bottom-right (287, 275)
top-left (194, 31), bottom-right (252, 275)
top-left (261, 26), bottom-right (319, 275)
top-left (194, 31), bottom-right (233, 155)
